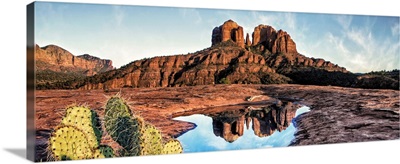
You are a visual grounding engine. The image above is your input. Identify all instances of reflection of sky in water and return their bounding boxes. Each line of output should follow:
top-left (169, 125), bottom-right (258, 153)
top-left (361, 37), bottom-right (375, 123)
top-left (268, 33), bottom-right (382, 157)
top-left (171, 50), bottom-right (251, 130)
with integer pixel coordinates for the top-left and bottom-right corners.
top-left (173, 106), bottom-right (310, 153)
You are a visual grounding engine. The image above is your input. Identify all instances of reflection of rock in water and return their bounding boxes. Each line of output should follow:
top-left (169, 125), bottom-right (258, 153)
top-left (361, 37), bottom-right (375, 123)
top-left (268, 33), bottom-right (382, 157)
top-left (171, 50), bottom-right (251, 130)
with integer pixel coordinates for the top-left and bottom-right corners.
top-left (210, 102), bottom-right (298, 142)
top-left (252, 102), bottom-right (297, 137)
top-left (211, 109), bottom-right (249, 143)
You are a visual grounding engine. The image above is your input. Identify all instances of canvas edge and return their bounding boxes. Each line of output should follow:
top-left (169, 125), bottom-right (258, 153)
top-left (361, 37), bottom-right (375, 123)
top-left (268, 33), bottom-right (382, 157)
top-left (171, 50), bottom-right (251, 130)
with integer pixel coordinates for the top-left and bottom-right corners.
top-left (27, 1), bottom-right (36, 162)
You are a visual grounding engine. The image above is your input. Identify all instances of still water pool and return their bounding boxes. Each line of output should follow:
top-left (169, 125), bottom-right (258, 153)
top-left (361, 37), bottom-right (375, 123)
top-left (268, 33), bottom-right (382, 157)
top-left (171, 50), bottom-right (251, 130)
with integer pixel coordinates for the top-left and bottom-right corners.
top-left (173, 106), bottom-right (310, 152)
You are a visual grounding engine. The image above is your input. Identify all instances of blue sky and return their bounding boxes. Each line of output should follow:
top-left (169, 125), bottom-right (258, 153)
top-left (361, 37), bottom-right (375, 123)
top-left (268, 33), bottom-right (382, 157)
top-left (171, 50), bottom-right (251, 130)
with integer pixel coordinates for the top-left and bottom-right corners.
top-left (35, 2), bottom-right (399, 73)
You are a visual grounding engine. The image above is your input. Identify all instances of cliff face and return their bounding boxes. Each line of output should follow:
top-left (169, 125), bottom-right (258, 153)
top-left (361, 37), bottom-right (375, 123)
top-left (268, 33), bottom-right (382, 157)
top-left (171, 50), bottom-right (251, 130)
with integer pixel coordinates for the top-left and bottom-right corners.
top-left (35, 44), bottom-right (113, 76)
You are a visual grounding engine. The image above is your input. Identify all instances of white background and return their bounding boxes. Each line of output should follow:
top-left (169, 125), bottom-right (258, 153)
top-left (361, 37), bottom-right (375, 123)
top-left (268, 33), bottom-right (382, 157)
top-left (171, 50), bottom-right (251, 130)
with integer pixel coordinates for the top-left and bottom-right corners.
top-left (0, 0), bottom-right (399, 163)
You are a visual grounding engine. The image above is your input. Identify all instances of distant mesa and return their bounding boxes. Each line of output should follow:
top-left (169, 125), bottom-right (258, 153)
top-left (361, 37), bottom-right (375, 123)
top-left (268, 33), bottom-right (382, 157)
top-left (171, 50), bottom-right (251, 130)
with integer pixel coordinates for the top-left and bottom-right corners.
top-left (35, 44), bottom-right (114, 87)
top-left (35, 44), bottom-right (113, 75)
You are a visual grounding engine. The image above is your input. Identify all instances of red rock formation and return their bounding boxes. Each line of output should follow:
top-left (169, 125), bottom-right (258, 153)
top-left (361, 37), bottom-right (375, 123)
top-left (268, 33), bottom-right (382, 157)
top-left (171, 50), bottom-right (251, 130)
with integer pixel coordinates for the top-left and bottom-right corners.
top-left (211, 20), bottom-right (245, 48)
top-left (245, 117), bottom-right (252, 130)
top-left (245, 33), bottom-right (251, 46)
top-left (252, 25), bottom-right (276, 46)
top-left (252, 25), bottom-right (297, 54)
top-left (236, 115), bottom-right (245, 136)
top-left (71, 42), bottom-right (346, 90)
top-left (79, 45), bottom-right (287, 90)
top-left (212, 120), bottom-right (242, 143)
top-left (264, 53), bottom-right (347, 72)
top-left (273, 30), bottom-right (297, 54)
top-left (211, 27), bottom-right (222, 46)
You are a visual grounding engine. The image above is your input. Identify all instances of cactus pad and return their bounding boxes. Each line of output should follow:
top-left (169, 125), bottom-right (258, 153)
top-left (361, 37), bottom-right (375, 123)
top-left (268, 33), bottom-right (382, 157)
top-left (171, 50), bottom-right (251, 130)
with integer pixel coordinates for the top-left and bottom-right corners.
top-left (162, 139), bottom-right (183, 154)
top-left (105, 97), bottom-right (131, 117)
top-left (107, 116), bottom-right (142, 156)
top-left (99, 145), bottom-right (115, 158)
top-left (49, 125), bottom-right (93, 160)
top-left (104, 96), bottom-right (132, 137)
top-left (104, 96), bottom-right (143, 156)
top-left (140, 124), bottom-right (163, 155)
top-left (61, 106), bottom-right (102, 149)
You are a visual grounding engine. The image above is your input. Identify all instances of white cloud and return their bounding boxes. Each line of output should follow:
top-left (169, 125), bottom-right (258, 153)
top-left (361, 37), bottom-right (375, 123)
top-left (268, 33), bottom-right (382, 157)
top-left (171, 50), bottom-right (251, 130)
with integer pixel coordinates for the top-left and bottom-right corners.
top-left (323, 24), bottom-right (399, 72)
top-left (318, 15), bottom-right (385, 72)
top-left (310, 15), bottom-right (398, 72)
top-left (250, 11), bottom-right (297, 31)
top-left (180, 8), bottom-right (202, 24)
top-left (336, 15), bottom-right (353, 30)
top-left (326, 32), bottom-right (350, 58)
top-left (241, 11), bottom-right (303, 44)
top-left (35, 3), bottom-right (69, 45)
top-left (284, 13), bottom-right (296, 30)
top-left (391, 23), bottom-right (400, 36)
top-left (346, 28), bottom-right (372, 51)
top-left (252, 11), bottom-right (278, 26)
top-left (113, 5), bottom-right (125, 27)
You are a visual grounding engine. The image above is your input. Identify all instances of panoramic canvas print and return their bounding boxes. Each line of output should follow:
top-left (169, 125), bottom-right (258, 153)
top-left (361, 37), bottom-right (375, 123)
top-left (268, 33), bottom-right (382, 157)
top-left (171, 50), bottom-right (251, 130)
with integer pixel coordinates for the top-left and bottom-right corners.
top-left (27, 1), bottom-right (400, 162)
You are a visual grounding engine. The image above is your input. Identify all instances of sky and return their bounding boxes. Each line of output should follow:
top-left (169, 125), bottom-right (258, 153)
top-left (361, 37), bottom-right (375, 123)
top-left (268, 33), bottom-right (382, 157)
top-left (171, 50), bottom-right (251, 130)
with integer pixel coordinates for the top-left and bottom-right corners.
top-left (35, 2), bottom-right (400, 73)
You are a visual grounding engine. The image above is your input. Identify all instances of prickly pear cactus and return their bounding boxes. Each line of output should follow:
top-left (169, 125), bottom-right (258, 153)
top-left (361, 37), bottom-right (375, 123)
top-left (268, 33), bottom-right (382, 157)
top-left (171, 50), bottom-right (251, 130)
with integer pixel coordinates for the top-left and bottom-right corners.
top-left (140, 124), bottom-right (163, 155)
top-left (93, 149), bottom-right (105, 159)
top-left (99, 145), bottom-right (115, 158)
top-left (104, 97), bottom-right (132, 131)
top-left (162, 139), bottom-right (183, 154)
top-left (49, 125), bottom-right (93, 160)
top-left (104, 96), bottom-right (142, 156)
top-left (61, 106), bottom-right (102, 149)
